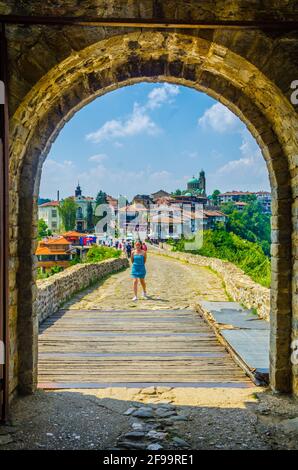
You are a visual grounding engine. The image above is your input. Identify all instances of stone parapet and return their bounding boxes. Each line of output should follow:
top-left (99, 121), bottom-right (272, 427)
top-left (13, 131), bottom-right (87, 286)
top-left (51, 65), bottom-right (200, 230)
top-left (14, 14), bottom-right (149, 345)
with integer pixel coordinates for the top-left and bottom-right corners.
top-left (36, 257), bottom-right (129, 323)
top-left (150, 243), bottom-right (270, 320)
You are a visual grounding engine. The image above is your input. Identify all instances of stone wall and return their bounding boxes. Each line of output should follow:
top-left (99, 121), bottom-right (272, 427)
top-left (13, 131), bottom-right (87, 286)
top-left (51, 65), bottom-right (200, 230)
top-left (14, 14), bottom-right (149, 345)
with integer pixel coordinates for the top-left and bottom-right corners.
top-left (5, 1), bottom-right (297, 395)
top-left (36, 257), bottom-right (129, 323)
top-left (150, 244), bottom-right (270, 320)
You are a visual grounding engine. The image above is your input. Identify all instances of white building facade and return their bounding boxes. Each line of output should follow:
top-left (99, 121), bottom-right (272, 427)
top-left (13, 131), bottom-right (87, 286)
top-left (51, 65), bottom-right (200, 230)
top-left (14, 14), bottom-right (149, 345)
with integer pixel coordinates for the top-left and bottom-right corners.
top-left (38, 201), bottom-right (61, 232)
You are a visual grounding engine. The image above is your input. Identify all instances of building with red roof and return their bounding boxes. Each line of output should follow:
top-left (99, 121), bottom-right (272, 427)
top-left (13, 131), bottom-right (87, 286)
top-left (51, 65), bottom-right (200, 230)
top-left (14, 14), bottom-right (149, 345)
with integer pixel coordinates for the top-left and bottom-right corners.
top-left (36, 236), bottom-right (76, 272)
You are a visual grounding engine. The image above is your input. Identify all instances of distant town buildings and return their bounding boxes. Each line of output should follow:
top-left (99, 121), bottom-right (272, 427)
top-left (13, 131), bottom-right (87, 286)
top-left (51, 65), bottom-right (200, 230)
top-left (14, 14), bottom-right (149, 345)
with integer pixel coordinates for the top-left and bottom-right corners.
top-left (72, 183), bottom-right (96, 232)
top-left (36, 236), bottom-right (75, 272)
top-left (149, 208), bottom-right (226, 240)
top-left (254, 191), bottom-right (271, 213)
top-left (106, 195), bottom-right (118, 214)
top-left (218, 190), bottom-right (271, 213)
top-left (38, 184), bottom-right (98, 234)
top-left (63, 230), bottom-right (82, 246)
top-left (38, 200), bottom-right (61, 231)
top-left (150, 190), bottom-right (171, 200)
top-left (218, 190), bottom-right (252, 204)
top-left (185, 170), bottom-right (206, 197)
top-left (37, 171), bottom-right (271, 247)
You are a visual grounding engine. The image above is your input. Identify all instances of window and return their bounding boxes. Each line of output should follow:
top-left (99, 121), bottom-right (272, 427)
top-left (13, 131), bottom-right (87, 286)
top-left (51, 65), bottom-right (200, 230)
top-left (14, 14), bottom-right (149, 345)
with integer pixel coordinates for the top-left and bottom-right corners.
top-left (52, 209), bottom-right (57, 217)
top-left (57, 255), bottom-right (71, 261)
top-left (52, 222), bottom-right (57, 229)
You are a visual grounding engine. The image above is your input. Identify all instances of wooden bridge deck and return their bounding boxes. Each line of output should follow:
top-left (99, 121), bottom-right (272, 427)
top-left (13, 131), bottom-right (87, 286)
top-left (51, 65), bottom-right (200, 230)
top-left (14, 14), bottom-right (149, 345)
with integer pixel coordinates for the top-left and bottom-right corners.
top-left (38, 309), bottom-right (252, 388)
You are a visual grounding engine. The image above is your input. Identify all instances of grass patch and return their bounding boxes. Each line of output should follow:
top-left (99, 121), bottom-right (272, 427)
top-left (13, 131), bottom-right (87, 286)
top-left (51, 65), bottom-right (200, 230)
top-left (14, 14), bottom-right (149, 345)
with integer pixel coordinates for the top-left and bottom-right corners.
top-left (169, 230), bottom-right (271, 288)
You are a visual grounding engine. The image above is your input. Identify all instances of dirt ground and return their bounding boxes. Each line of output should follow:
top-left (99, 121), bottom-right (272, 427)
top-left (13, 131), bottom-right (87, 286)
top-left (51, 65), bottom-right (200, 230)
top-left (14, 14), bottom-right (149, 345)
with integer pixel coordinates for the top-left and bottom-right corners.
top-left (1, 386), bottom-right (298, 450)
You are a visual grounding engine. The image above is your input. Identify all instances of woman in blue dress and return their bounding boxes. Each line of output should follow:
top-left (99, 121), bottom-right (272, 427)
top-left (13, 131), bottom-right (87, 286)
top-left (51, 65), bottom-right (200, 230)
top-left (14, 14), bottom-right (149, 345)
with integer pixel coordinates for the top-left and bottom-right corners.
top-left (131, 240), bottom-right (148, 301)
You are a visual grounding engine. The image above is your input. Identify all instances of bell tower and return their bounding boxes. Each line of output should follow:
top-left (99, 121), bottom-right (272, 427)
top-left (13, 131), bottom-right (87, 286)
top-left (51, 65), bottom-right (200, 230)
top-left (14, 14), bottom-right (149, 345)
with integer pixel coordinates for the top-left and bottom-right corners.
top-left (75, 182), bottom-right (82, 197)
top-left (199, 170), bottom-right (206, 196)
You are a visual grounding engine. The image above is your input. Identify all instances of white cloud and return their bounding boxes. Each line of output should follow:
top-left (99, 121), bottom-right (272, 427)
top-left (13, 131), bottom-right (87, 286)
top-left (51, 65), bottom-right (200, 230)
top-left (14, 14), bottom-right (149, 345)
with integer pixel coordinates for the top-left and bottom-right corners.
top-left (149, 170), bottom-right (172, 180)
top-left (85, 84), bottom-right (180, 145)
top-left (88, 153), bottom-right (108, 163)
top-left (40, 154), bottom-right (182, 200)
top-left (198, 102), bottom-right (239, 133)
top-left (187, 151), bottom-right (199, 159)
top-left (86, 103), bottom-right (160, 144)
top-left (146, 83), bottom-right (179, 110)
top-left (208, 130), bottom-right (270, 192)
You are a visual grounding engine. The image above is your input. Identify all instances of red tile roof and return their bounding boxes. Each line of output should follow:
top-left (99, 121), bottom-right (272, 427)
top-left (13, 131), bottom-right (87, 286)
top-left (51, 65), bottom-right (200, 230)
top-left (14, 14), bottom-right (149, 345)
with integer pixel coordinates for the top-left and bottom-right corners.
top-left (39, 236), bottom-right (71, 246)
top-left (154, 196), bottom-right (176, 205)
top-left (151, 215), bottom-right (183, 224)
top-left (39, 201), bottom-right (60, 207)
top-left (219, 191), bottom-right (252, 197)
top-left (36, 246), bottom-right (70, 255)
top-left (204, 210), bottom-right (226, 217)
top-left (119, 204), bottom-right (148, 212)
top-left (36, 236), bottom-right (72, 255)
top-left (63, 231), bottom-right (82, 238)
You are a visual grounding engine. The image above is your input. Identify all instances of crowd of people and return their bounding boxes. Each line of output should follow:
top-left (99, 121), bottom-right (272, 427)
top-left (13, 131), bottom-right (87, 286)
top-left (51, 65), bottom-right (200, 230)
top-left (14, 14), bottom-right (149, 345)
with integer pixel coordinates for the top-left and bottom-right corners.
top-left (99, 238), bottom-right (147, 258)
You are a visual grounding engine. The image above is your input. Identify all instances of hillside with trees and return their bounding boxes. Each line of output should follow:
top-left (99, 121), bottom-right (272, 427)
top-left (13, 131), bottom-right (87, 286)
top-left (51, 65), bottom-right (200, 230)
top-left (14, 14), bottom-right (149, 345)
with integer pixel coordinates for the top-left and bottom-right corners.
top-left (169, 196), bottom-right (271, 288)
top-left (220, 196), bottom-right (271, 256)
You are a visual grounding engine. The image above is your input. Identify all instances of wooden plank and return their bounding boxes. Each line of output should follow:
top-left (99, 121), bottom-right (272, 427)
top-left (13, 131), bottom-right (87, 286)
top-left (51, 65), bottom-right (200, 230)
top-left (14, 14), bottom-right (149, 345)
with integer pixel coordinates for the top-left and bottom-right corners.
top-left (38, 308), bottom-right (252, 388)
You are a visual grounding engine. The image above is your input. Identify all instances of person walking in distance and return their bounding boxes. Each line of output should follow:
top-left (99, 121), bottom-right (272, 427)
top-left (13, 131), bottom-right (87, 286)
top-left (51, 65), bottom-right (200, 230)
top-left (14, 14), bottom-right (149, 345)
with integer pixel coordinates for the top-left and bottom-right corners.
top-left (131, 240), bottom-right (148, 301)
top-left (125, 240), bottom-right (132, 258)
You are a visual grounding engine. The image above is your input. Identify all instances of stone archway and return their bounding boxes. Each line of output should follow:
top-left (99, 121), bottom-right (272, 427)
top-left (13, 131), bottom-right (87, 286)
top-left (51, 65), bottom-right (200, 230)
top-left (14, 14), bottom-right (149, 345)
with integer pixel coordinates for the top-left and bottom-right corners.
top-left (8, 31), bottom-right (297, 396)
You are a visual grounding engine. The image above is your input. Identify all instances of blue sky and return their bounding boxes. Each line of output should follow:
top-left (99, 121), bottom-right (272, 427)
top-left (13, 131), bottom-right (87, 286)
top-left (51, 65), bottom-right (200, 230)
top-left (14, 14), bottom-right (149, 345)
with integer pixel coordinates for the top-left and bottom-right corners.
top-left (40, 82), bottom-right (270, 200)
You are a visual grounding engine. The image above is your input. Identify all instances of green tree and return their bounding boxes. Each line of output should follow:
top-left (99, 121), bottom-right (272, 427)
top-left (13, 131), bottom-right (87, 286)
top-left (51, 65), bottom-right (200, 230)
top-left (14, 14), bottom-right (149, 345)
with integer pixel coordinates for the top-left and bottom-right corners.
top-left (87, 202), bottom-right (94, 231)
top-left (211, 189), bottom-right (221, 205)
top-left (221, 200), bottom-right (271, 256)
top-left (38, 219), bottom-right (52, 240)
top-left (94, 191), bottom-right (110, 230)
top-left (96, 190), bottom-right (107, 206)
top-left (171, 228), bottom-right (270, 287)
top-left (172, 189), bottom-right (182, 196)
top-left (241, 193), bottom-right (257, 203)
top-left (85, 245), bottom-right (121, 263)
top-left (58, 197), bottom-right (77, 231)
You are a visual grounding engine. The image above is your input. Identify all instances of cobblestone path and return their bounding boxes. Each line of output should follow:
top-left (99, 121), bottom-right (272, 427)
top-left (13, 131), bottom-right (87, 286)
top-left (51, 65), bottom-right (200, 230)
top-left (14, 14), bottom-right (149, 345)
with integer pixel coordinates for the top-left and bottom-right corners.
top-left (63, 252), bottom-right (228, 311)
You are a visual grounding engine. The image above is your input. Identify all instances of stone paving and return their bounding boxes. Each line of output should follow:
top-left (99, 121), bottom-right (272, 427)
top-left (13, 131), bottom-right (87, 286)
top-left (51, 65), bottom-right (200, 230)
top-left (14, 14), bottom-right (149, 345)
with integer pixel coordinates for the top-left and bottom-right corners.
top-left (63, 252), bottom-right (228, 311)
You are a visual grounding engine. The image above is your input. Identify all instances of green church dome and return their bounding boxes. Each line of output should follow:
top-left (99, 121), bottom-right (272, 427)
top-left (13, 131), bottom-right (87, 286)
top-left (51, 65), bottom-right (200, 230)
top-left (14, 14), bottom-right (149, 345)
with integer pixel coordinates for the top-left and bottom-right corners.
top-left (187, 176), bottom-right (199, 184)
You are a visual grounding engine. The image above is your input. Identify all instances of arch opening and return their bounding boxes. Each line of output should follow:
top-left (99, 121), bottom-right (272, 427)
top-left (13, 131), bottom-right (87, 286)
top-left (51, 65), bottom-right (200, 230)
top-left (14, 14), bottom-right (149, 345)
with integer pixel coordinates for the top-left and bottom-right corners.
top-left (8, 31), bottom-right (297, 396)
